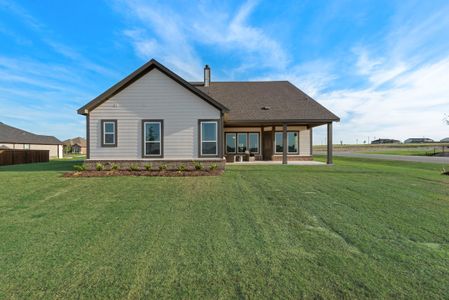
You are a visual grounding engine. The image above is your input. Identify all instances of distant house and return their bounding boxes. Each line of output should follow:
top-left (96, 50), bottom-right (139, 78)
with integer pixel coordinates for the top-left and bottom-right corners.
top-left (440, 137), bottom-right (449, 143)
top-left (0, 122), bottom-right (63, 158)
top-left (371, 138), bottom-right (401, 144)
top-left (404, 138), bottom-right (434, 144)
top-left (63, 137), bottom-right (86, 154)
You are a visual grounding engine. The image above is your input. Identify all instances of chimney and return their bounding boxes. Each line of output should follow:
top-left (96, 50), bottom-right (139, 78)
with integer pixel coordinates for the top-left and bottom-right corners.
top-left (204, 64), bottom-right (210, 87)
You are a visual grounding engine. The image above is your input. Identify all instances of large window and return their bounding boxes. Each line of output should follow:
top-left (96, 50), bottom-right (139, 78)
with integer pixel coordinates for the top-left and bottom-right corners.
top-left (200, 121), bottom-right (218, 156)
top-left (101, 120), bottom-right (117, 147)
top-left (143, 120), bottom-right (163, 157)
top-left (226, 133), bottom-right (236, 153)
top-left (275, 131), bottom-right (299, 154)
top-left (237, 133), bottom-right (247, 153)
top-left (226, 132), bottom-right (259, 154)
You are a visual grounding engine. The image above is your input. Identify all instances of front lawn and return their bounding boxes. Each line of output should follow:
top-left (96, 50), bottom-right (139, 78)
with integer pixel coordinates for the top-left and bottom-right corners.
top-left (1, 158), bottom-right (449, 298)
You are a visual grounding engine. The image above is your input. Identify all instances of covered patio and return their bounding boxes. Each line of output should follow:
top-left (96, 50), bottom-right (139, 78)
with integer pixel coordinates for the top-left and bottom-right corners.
top-left (222, 121), bottom-right (334, 165)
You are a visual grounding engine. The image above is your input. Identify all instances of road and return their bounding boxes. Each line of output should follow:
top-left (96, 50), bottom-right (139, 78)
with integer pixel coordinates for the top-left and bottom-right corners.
top-left (334, 152), bottom-right (449, 164)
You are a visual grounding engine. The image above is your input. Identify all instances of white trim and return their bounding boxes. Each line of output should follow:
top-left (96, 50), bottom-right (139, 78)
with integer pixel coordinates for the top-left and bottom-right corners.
top-left (143, 121), bottom-right (162, 156)
top-left (274, 131), bottom-right (299, 154)
top-left (200, 121), bottom-right (218, 156)
top-left (103, 121), bottom-right (116, 145)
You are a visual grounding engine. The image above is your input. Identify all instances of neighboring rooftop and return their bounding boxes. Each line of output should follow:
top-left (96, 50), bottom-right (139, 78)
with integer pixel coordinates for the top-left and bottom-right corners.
top-left (0, 122), bottom-right (62, 145)
top-left (404, 138), bottom-right (434, 144)
top-left (63, 137), bottom-right (86, 147)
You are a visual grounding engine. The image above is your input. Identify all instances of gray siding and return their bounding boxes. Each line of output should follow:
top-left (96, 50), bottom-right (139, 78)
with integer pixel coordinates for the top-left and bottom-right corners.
top-left (89, 68), bottom-right (220, 160)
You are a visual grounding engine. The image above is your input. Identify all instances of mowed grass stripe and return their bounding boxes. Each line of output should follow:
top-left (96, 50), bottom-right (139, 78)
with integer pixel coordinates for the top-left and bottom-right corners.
top-left (0, 158), bottom-right (448, 298)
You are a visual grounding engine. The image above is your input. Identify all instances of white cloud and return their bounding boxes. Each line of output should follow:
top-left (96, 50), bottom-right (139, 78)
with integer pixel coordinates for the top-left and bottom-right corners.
top-left (191, 0), bottom-right (289, 71)
top-left (117, 0), bottom-right (288, 78)
top-left (317, 56), bottom-right (449, 144)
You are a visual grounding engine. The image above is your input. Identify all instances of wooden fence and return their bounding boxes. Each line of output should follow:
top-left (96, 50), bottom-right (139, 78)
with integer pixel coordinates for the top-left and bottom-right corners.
top-left (0, 149), bottom-right (49, 166)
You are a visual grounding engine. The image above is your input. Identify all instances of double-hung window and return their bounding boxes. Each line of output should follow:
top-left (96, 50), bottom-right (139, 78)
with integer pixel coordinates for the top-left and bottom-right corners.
top-left (275, 131), bottom-right (299, 154)
top-left (142, 120), bottom-right (163, 157)
top-left (101, 120), bottom-right (117, 147)
top-left (200, 120), bottom-right (218, 156)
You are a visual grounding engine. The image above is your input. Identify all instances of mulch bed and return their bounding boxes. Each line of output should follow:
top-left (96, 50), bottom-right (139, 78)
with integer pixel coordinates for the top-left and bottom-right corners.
top-left (63, 170), bottom-right (224, 177)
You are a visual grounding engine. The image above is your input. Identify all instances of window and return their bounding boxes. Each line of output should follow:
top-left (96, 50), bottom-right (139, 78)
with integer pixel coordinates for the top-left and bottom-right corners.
top-left (249, 133), bottom-right (259, 153)
top-left (101, 120), bottom-right (117, 147)
top-left (237, 133), bottom-right (247, 153)
top-left (226, 133), bottom-right (236, 154)
top-left (200, 121), bottom-right (218, 156)
top-left (226, 132), bottom-right (259, 154)
top-left (275, 132), bottom-right (283, 153)
top-left (287, 132), bottom-right (299, 153)
top-left (275, 131), bottom-right (299, 154)
top-left (143, 120), bottom-right (163, 157)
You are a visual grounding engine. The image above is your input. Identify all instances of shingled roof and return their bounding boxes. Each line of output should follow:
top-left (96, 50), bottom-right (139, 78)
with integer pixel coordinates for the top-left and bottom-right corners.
top-left (78, 59), bottom-right (339, 124)
top-left (0, 122), bottom-right (62, 145)
top-left (195, 81), bottom-right (339, 123)
top-left (63, 137), bottom-right (86, 147)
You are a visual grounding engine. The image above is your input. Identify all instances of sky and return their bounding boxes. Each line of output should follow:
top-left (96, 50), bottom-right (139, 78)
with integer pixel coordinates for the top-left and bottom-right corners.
top-left (0, 0), bottom-right (448, 144)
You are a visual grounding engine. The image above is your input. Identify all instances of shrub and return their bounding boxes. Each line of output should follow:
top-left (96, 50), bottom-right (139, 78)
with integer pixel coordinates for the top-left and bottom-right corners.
top-left (73, 164), bottom-right (86, 171)
top-left (209, 163), bottom-right (218, 171)
top-left (129, 163), bottom-right (140, 171)
top-left (177, 164), bottom-right (186, 172)
top-left (194, 161), bottom-right (203, 170)
top-left (95, 163), bottom-right (104, 171)
top-left (159, 163), bottom-right (167, 171)
top-left (111, 163), bottom-right (119, 171)
top-left (144, 163), bottom-right (152, 171)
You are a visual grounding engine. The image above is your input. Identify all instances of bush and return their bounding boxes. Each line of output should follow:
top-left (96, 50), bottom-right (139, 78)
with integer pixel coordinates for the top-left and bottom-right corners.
top-left (177, 164), bottom-right (186, 172)
top-left (111, 163), bottom-right (119, 171)
top-left (129, 164), bottom-right (140, 171)
top-left (159, 163), bottom-right (167, 171)
top-left (194, 161), bottom-right (203, 170)
top-left (73, 164), bottom-right (86, 171)
top-left (144, 163), bottom-right (152, 171)
top-left (209, 163), bottom-right (218, 171)
top-left (95, 163), bottom-right (104, 171)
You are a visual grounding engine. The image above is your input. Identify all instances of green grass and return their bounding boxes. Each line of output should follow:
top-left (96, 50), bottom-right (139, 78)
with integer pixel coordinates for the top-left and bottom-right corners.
top-left (1, 158), bottom-right (449, 298)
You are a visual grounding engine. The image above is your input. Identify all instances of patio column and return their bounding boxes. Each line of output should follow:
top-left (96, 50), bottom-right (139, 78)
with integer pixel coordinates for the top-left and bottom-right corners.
top-left (282, 123), bottom-right (288, 164)
top-left (327, 122), bottom-right (333, 165)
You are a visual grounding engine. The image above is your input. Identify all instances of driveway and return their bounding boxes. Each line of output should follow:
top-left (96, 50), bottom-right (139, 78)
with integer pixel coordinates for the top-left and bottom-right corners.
top-left (334, 152), bottom-right (449, 164)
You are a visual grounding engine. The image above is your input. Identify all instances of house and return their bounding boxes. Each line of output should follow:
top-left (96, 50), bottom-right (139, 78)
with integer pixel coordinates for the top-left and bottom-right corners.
top-left (404, 138), bottom-right (434, 144)
top-left (0, 122), bottom-right (63, 158)
top-left (371, 138), bottom-right (401, 144)
top-left (63, 137), bottom-right (87, 154)
top-left (77, 59), bottom-right (339, 168)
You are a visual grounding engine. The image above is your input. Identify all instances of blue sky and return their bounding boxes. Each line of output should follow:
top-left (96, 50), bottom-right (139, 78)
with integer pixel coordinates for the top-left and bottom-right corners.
top-left (0, 0), bottom-right (448, 143)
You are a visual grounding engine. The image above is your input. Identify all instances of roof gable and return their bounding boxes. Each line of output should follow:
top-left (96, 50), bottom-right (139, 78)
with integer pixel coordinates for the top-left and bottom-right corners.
top-left (77, 59), bottom-right (229, 115)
